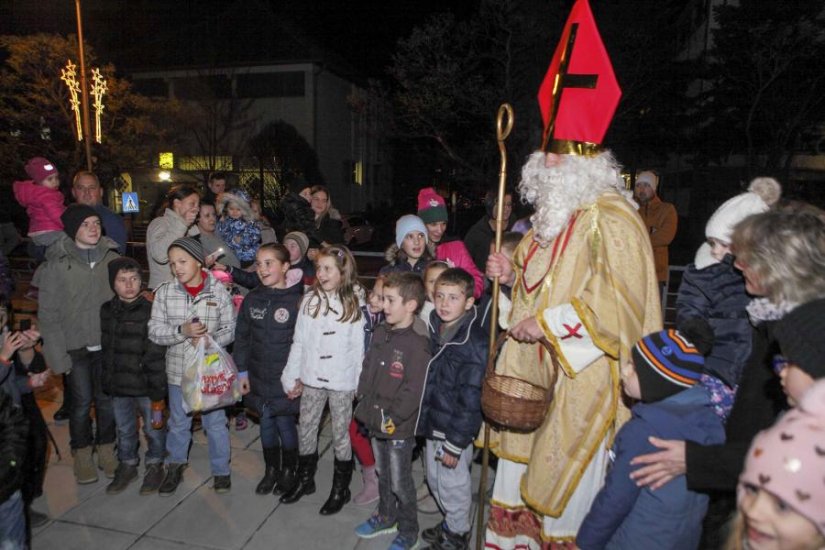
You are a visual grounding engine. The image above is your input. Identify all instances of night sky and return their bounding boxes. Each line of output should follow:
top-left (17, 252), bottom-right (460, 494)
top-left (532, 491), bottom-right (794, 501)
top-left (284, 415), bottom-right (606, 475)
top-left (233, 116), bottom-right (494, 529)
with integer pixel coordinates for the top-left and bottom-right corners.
top-left (0, 0), bottom-right (480, 77)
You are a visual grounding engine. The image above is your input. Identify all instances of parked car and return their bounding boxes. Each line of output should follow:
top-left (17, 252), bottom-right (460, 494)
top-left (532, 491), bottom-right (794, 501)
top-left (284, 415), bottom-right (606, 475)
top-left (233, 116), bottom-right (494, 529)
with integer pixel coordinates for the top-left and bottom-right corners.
top-left (342, 213), bottom-right (374, 245)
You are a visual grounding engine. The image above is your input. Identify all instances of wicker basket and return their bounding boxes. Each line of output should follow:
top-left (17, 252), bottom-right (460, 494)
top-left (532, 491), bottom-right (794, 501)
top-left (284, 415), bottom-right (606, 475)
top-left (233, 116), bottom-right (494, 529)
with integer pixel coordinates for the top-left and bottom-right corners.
top-left (481, 334), bottom-right (557, 432)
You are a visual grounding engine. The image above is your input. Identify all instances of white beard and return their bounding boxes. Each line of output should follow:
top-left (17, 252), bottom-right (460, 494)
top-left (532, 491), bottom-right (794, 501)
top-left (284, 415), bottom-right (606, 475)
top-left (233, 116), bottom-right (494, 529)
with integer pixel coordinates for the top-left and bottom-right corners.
top-left (517, 150), bottom-right (628, 246)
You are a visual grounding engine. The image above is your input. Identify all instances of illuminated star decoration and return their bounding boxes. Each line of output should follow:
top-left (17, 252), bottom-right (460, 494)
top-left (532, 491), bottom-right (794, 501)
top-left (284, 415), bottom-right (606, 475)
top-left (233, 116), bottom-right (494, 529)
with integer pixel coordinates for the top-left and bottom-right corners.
top-left (91, 68), bottom-right (108, 143)
top-left (60, 60), bottom-right (83, 141)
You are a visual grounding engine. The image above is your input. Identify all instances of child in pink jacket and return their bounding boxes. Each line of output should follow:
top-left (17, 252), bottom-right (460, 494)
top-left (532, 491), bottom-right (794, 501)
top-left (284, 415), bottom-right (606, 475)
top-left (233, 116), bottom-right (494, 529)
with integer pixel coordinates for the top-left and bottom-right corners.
top-left (13, 157), bottom-right (65, 247)
top-left (417, 187), bottom-right (484, 298)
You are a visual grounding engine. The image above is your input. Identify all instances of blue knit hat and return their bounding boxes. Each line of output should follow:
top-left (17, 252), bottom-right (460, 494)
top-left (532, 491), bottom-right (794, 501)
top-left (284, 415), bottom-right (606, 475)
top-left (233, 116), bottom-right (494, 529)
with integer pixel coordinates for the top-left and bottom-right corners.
top-left (632, 329), bottom-right (705, 403)
top-left (395, 215), bottom-right (428, 248)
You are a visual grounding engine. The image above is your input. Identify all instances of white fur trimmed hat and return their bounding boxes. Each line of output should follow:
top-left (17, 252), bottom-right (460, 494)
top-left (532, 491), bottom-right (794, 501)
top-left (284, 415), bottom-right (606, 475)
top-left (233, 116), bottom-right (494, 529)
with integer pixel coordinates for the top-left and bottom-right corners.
top-left (705, 177), bottom-right (782, 244)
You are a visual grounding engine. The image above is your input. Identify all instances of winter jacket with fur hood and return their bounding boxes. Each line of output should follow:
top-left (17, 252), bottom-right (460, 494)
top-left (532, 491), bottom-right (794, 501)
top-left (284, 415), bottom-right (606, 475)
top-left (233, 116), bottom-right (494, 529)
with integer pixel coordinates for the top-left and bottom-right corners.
top-left (379, 243), bottom-right (432, 276)
top-left (216, 192), bottom-right (261, 262)
top-left (33, 234), bottom-right (119, 374)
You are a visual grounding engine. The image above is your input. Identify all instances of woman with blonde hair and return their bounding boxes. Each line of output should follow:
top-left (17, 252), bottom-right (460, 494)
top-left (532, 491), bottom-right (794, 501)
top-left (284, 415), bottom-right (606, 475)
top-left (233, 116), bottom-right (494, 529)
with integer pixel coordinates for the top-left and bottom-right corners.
top-left (629, 206), bottom-right (825, 547)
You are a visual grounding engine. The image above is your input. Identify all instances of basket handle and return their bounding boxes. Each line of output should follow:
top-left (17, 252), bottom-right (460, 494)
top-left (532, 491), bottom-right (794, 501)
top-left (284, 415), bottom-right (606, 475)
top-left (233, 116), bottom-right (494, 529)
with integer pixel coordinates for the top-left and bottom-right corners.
top-left (485, 333), bottom-right (561, 401)
top-left (485, 331), bottom-right (510, 378)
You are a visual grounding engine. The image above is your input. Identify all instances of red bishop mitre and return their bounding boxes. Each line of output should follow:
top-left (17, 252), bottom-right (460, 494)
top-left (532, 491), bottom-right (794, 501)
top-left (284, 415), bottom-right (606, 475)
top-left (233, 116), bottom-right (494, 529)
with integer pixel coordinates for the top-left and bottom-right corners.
top-left (538, 0), bottom-right (621, 155)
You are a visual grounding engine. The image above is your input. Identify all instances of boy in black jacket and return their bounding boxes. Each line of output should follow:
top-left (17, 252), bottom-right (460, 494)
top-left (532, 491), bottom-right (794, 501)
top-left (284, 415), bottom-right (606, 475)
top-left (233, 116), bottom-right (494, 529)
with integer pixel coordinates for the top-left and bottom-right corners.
top-left (417, 268), bottom-right (487, 550)
top-left (101, 258), bottom-right (167, 495)
top-left (354, 272), bottom-right (430, 550)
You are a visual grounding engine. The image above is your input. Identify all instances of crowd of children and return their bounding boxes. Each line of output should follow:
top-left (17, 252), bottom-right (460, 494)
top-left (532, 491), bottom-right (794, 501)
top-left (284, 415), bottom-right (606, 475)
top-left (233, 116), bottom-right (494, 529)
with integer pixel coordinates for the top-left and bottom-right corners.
top-left (5, 166), bottom-right (825, 550)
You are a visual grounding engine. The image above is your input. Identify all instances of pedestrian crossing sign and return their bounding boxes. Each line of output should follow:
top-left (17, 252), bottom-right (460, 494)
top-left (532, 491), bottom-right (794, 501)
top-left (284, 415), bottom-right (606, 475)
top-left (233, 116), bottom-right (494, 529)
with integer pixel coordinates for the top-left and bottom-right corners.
top-left (122, 192), bottom-right (139, 213)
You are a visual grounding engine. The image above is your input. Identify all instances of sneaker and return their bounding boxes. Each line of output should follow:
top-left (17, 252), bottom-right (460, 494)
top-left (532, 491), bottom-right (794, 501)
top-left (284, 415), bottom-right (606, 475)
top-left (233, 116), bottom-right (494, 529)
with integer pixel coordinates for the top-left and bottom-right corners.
top-left (140, 463), bottom-right (165, 495)
top-left (432, 526), bottom-right (469, 550)
top-left (159, 464), bottom-right (186, 496)
top-left (355, 513), bottom-right (398, 539)
top-left (106, 463), bottom-right (138, 494)
top-left (234, 414), bottom-right (248, 431)
top-left (421, 522), bottom-right (444, 544)
top-left (388, 533), bottom-right (419, 550)
top-left (213, 475), bottom-right (231, 494)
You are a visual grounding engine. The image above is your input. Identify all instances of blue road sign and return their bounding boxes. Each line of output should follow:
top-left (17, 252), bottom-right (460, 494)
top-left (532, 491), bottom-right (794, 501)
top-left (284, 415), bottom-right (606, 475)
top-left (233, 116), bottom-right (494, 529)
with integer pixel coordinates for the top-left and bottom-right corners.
top-left (122, 192), bottom-right (140, 213)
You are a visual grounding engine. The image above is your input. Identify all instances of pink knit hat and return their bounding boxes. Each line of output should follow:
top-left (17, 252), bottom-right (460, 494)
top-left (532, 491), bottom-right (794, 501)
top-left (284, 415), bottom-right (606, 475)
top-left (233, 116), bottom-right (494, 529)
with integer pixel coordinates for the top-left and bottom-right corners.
top-left (24, 157), bottom-right (58, 183)
top-left (417, 187), bottom-right (448, 224)
top-left (739, 379), bottom-right (825, 535)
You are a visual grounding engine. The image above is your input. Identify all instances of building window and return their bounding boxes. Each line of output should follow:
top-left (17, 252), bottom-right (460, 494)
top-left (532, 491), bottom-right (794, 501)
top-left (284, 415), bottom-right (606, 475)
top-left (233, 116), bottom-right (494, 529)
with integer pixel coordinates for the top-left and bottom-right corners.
top-left (236, 72), bottom-right (305, 98)
top-left (173, 75), bottom-right (232, 100)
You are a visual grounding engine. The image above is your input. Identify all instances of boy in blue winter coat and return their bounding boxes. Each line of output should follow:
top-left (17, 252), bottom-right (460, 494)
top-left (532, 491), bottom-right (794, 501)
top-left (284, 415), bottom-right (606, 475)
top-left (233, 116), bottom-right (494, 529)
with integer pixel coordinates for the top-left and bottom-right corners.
top-left (577, 324), bottom-right (728, 550)
top-left (416, 268), bottom-right (487, 550)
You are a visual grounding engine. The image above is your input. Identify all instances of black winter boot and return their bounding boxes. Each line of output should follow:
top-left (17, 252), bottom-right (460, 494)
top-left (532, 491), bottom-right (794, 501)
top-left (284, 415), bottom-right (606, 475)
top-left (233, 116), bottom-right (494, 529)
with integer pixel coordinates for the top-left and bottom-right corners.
top-left (319, 458), bottom-right (353, 515)
top-left (256, 447), bottom-right (281, 495)
top-left (274, 448), bottom-right (298, 495)
top-left (280, 453), bottom-right (318, 504)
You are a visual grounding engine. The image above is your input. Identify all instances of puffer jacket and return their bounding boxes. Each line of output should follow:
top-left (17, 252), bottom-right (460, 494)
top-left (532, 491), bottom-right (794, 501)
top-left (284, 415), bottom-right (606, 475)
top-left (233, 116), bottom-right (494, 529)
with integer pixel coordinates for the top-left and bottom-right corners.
top-left (100, 295), bottom-right (168, 401)
top-left (233, 282), bottom-right (303, 415)
top-left (216, 217), bottom-right (261, 263)
top-left (146, 208), bottom-right (199, 289)
top-left (12, 180), bottom-right (64, 234)
top-left (355, 321), bottom-right (431, 439)
top-left (432, 238), bottom-right (485, 299)
top-left (577, 385), bottom-right (726, 550)
top-left (280, 290), bottom-right (365, 393)
top-left (416, 307), bottom-right (487, 458)
top-left (33, 234), bottom-right (119, 374)
top-left (148, 271), bottom-right (236, 385)
top-left (379, 243), bottom-right (432, 276)
top-left (676, 255), bottom-right (752, 387)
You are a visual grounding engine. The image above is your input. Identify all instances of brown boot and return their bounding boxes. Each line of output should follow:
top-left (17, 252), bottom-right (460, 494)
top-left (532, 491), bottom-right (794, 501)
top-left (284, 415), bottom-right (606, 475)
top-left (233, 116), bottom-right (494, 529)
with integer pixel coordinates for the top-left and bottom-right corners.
top-left (97, 443), bottom-right (118, 479)
top-left (73, 447), bottom-right (98, 484)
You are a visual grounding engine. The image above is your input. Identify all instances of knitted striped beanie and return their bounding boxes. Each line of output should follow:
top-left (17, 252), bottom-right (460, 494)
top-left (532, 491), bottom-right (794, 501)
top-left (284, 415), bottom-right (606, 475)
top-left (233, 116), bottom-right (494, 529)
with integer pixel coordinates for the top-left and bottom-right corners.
top-left (632, 329), bottom-right (705, 403)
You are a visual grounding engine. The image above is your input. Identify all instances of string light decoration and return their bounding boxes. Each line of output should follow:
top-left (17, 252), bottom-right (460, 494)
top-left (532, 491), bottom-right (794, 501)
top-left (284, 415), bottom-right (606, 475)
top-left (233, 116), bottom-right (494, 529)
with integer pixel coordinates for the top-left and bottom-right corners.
top-left (90, 68), bottom-right (108, 143)
top-left (60, 60), bottom-right (83, 141)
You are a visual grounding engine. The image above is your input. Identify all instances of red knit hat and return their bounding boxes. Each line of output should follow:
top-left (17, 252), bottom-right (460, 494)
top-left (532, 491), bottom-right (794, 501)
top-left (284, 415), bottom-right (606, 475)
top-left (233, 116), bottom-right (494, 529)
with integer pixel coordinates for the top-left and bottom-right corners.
top-left (537, 0), bottom-right (621, 155)
top-left (24, 157), bottom-right (58, 183)
top-left (417, 188), bottom-right (448, 224)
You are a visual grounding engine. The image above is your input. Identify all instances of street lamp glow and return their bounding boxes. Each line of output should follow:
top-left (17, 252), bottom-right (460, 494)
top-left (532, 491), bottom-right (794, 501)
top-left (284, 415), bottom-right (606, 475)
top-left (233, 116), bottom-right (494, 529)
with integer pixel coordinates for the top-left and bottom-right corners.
top-left (158, 170), bottom-right (171, 181)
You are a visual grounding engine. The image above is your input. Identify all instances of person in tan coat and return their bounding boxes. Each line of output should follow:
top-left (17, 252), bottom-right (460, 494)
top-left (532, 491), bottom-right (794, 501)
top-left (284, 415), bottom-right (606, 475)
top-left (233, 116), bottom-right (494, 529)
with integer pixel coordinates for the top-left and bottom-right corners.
top-left (635, 170), bottom-right (678, 294)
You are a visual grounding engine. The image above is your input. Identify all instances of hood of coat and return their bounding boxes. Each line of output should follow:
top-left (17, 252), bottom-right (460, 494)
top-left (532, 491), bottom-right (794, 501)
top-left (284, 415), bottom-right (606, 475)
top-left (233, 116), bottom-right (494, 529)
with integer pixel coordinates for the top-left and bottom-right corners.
top-left (45, 233), bottom-right (119, 264)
